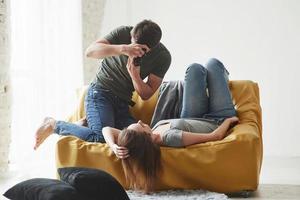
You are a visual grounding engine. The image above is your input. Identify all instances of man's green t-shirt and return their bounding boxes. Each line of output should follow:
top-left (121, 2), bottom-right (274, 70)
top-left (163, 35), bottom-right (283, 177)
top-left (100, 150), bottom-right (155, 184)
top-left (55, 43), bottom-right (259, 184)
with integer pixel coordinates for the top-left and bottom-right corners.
top-left (93, 26), bottom-right (171, 105)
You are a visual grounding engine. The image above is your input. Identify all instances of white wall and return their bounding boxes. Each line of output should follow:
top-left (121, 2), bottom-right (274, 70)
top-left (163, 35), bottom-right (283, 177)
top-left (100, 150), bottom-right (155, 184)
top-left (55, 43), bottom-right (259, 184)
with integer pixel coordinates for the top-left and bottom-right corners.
top-left (101, 0), bottom-right (300, 157)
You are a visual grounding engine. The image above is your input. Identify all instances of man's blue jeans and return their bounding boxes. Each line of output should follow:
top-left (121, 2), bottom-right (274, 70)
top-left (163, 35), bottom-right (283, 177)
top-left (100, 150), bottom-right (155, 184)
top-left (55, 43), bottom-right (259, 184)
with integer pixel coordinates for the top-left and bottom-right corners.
top-left (54, 83), bottom-right (136, 142)
top-left (180, 58), bottom-right (236, 123)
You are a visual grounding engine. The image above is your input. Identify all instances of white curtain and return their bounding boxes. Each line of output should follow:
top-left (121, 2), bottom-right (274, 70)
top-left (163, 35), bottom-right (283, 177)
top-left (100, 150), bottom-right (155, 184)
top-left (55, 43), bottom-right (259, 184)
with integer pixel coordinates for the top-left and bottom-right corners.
top-left (10, 0), bottom-right (83, 178)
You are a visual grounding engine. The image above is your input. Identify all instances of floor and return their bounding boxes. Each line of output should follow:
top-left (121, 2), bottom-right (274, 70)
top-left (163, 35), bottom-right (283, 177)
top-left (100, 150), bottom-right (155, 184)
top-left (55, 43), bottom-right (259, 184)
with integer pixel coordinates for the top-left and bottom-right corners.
top-left (1, 156), bottom-right (300, 200)
top-left (229, 184), bottom-right (300, 200)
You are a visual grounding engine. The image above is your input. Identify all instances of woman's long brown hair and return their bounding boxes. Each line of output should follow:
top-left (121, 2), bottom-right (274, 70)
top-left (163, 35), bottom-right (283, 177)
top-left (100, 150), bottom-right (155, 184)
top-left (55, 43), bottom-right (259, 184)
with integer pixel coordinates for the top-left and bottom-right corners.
top-left (117, 128), bottom-right (161, 193)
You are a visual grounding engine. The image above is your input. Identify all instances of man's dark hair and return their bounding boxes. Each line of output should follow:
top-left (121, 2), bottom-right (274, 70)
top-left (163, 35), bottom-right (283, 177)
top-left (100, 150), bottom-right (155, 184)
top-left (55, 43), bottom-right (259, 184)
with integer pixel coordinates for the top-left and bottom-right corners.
top-left (131, 20), bottom-right (162, 48)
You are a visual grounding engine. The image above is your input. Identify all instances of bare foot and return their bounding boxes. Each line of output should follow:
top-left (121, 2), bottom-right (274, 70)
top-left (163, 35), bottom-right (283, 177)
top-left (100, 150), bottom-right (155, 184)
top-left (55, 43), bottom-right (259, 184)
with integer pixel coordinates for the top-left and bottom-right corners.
top-left (34, 117), bottom-right (56, 150)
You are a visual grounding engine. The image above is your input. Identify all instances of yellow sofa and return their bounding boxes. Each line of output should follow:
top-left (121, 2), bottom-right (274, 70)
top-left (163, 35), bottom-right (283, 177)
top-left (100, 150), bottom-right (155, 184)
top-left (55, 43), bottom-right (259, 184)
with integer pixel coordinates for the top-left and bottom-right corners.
top-left (56, 80), bottom-right (263, 193)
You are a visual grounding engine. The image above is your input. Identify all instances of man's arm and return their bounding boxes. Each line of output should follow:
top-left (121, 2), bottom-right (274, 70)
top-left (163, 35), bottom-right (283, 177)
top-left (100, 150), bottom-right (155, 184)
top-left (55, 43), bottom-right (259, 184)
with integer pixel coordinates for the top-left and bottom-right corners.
top-left (126, 57), bottom-right (162, 100)
top-left (132, 73), bottom-right (162, 100)
top-left (85, 39), bottom-right (149, 59)
top-left (85, 39), bottom-right (123, 59)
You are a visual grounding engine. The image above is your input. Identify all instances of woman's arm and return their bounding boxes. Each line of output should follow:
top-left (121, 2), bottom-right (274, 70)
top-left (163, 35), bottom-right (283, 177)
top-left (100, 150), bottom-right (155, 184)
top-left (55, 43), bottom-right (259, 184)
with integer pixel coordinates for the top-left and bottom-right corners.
top-left (181, 117), bottom-right (238, 146)
top-left (102, 127), bottom-right (129, 159)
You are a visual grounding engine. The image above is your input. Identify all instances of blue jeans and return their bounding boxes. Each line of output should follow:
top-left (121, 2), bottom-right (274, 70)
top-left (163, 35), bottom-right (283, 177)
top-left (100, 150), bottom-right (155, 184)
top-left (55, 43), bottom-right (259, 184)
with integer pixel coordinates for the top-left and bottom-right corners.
top-left (180, 58), bottom-right (236, 123)
top-left (54, 83), bottom-right (136, 142)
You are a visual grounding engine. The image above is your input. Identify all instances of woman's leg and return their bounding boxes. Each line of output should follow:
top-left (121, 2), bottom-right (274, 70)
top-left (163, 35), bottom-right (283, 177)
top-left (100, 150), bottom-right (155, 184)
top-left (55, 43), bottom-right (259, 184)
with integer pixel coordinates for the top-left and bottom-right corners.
top-left (204, 58), bottom-right (236, 121)
top-left (180, 63), bottom-right (209, 118)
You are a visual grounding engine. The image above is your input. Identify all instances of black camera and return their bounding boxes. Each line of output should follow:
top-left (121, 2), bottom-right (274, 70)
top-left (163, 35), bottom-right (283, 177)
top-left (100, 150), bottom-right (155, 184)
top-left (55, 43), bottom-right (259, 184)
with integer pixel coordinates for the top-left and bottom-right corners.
top-left (133, 57), bottom-right (142, 66)
top-left (133, 48), bottom-right (147, 66)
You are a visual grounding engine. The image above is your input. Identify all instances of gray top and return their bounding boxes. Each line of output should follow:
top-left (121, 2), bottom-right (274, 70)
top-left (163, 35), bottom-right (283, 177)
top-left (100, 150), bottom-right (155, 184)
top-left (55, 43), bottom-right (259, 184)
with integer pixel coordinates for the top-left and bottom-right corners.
top-left (150, 81), bottom-right (184, 128)
top-left (152, 118), bottom-right (219, 147)
top-left (93, 26), bottom-right (171, 105)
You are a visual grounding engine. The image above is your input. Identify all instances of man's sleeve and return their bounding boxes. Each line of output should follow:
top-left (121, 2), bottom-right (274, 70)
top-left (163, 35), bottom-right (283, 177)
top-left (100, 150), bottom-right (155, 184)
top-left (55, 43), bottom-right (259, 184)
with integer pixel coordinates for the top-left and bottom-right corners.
top-left (151, 52), bottom-right (172, 79)
top-left (103, 26), bottom-right (129, 45)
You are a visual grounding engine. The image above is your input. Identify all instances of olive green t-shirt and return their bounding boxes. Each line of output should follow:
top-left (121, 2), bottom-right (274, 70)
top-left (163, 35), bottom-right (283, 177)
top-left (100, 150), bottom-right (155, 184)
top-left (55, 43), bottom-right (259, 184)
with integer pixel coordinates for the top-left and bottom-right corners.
top-left (93, 26), bottom-right (171, 105)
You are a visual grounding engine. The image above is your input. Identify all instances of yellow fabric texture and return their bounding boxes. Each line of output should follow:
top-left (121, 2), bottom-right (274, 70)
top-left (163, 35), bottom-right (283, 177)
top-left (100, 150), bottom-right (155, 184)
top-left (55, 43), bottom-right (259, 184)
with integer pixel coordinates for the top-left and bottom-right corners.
top-left (56, 80), bottom-right (263, 193)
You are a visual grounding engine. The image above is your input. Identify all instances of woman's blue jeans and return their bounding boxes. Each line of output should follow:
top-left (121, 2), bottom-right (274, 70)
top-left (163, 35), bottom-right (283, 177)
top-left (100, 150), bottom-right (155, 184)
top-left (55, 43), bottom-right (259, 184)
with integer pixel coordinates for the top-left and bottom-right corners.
top-left (54, 83), bottom-right (136, 143)
top-left (180, 58), bottom-right (236, 123)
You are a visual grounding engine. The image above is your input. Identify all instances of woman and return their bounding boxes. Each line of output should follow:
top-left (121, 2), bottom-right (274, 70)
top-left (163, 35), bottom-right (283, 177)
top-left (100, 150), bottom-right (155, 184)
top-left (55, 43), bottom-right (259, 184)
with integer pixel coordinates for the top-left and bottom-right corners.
top-left (102, 58), bottom-right (239, 193)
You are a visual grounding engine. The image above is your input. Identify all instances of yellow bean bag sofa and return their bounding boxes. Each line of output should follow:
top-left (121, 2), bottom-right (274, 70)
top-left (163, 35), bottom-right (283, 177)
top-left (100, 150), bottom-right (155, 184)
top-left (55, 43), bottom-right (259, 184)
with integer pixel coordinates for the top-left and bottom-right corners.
top-left (55, 80), bottom-right (263, 193)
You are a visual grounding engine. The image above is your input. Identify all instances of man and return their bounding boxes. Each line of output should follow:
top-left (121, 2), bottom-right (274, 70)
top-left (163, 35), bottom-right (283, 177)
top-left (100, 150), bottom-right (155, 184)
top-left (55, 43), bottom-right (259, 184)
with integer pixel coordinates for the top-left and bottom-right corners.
top-left (34, 20), bottom-right (171, 149)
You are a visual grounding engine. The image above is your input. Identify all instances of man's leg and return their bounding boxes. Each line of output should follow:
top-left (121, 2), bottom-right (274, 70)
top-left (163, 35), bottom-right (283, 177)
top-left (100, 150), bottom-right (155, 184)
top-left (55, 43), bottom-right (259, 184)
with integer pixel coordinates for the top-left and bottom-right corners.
top-left (54, 120), bottom-right (98, 141)
top-left (34, 117), bottom-right (97, 150)
top-left (180, 63), bottom-right (209, 118)
top-left (34, 84), bottom-right (116, 149)
top-left (114, 99), bottom-right (137, 129)
top-left (204, 58), bottom-right (236, 121)
top-left (84, 84), bottom-right (115, 142)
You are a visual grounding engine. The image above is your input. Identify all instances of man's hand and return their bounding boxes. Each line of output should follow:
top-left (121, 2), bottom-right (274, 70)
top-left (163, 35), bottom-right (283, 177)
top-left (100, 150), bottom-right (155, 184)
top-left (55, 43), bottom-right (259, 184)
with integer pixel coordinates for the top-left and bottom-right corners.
top-left (122, 44), bottom-right (149, 58)
top-left (127, 57), bottom-right (141, 81)
top-left (112, 144), bottom-right (129, 159)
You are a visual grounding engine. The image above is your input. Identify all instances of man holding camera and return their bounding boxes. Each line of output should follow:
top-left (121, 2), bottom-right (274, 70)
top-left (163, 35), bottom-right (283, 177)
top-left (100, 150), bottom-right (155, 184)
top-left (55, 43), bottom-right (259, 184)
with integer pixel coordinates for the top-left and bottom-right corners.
top-left (83, 19), bottom-right (171, 142)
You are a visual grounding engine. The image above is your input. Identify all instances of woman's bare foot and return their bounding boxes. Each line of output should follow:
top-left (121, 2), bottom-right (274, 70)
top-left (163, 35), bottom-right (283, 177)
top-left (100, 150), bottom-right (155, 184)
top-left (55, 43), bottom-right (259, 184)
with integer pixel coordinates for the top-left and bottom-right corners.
top-left (34, 117), bottom-right (56, 150)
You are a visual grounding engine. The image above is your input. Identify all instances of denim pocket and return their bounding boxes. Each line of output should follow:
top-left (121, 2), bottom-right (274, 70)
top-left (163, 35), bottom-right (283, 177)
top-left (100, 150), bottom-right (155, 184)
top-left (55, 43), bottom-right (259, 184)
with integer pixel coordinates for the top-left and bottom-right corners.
top-left (91, 89), bottom-right (104, 99)
top-left (89, 85), bottom-right (110, 100)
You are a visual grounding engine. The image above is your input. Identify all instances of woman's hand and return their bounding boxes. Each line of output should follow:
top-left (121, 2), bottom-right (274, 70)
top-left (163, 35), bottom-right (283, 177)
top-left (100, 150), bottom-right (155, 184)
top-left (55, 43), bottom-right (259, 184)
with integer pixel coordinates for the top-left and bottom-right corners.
top-left (112, 144), bottom-right (129, 159)
top-left (102, 127), bottom-right (128, 159)
top-left (212, 116), bottom-right (239, 140)
top-left (121, 43), bottom-right (149, 58)
top-left (225, 116), bottom-right (239, 128)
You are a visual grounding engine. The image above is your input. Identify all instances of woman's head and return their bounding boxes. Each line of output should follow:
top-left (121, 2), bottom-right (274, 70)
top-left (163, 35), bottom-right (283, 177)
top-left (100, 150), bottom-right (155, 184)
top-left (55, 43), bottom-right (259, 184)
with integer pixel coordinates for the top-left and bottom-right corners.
top-left (117, 123), bottom-right (161, 193)
top-left (127, 120), bottom-right (152, 135)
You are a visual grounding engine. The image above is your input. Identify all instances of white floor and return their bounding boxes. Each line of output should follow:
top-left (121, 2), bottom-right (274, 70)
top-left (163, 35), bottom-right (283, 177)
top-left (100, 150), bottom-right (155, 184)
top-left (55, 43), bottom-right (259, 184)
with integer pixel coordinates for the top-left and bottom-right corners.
top-left (259, 156), bottom-right (300, 185)
top-left (1, 155), bottom-right (300, 199)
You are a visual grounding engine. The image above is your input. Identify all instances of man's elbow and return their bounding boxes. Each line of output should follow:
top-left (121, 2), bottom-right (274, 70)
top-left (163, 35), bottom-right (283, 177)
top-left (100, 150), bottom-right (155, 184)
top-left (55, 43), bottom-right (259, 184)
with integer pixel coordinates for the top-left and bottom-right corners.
top-left (140, 93), bottom-right (152, 101)
top-left (85, 46), bottom-right (94, 58)
top-left (85, 50), bottom-right (103, 59)
top-left (85, 50), bottom-right (91, 58)
top-left (85, 43), bottom-right (103, 59)
top-left (139, 87), bottom-right (158, 100)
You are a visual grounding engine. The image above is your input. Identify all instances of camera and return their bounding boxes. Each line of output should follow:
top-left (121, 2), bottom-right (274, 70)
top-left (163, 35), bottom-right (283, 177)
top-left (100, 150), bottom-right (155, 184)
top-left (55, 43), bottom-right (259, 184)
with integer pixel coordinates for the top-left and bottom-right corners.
top-left (133, 48), bottom-right (147, 66)
top-left (133, 57), bottom-right (142, 66)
